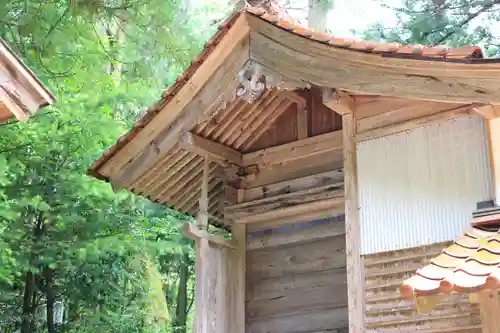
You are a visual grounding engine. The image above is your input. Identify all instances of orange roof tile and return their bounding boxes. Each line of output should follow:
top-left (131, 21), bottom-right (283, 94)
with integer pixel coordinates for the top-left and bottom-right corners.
top-left (89, 7), bottom-right (486, 181)
top-left (401, 227), bottom-right (500, 297)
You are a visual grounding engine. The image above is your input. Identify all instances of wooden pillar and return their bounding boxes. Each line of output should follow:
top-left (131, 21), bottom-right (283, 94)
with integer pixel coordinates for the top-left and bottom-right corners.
top-left (194, 158), bottom-right (216, 333)
top-left (190, 158), bottom-right (246, 333)
top-left (343, 112), bottom-right (365, 333)
top-left (487, 117), bottom-right (500, 204)
top-left (230, 223), bottom-right (246, 333)
top-left (478, 290), bottom-right (500, 333)
top-left (230, 188), bottom-right (246, 333)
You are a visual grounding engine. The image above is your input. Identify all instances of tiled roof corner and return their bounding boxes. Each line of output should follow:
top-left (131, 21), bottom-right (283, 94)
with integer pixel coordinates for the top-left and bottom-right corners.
top-left (400, 226), bottom-right (500, 298)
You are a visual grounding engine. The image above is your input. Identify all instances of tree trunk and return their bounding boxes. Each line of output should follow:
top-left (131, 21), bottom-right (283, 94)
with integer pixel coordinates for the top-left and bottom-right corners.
top-left (44, 267), bottom-right (56, 333)
top-left (174, 253), bottom-right (190, 333)
top-left (20, 271), bottom-right (35, 333)
top-left (308, 0), bottom-right (330, 32)
top-left (21, 212), bottom-right (44, 333)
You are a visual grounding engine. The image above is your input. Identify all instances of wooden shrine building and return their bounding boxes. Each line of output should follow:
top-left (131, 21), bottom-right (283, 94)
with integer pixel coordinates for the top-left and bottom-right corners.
top-left (89, 7), bottom-right (500, 333)
top-left (0, 40), bottom-right (54, 123)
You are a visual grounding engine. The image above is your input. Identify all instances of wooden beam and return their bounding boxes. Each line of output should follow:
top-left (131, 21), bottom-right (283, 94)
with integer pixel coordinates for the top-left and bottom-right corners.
top-left (356, 104), bottom-right (475, 142)
top-left (0, 41), bottom-right (54, 107)
top-left (323, 88), bottom-right (355, 115)
top-left (242, 130), bottom-right (343, 168)
top-left (473, 104), bottom-right (500, 120)
top-left (244, 169), bottom-right (344, 202)
top-left (247, 207), bottom-right (342, 232)
top-left (240, 150), bottom-right (344, 189)
top-left (101, 15), bottom-right (250, 186)
top-left (183, 222), bottom-right (236, 249)
top-left (229, 195), bottom-right (344, 224)
top-left (225, 183), bottom-right (344, 219)
top-left (179, 131), bottom-right (243, 166)
top-left (246, 218), bottom-right (345, 250)
top-left (247, 14), bottom-right (500, 104)
top-left (0, 86), bottom-right (29, 121)
top-left (478, 290), bottom-right (500, 333)
top-left (343, 112), bottom-right (365, 333)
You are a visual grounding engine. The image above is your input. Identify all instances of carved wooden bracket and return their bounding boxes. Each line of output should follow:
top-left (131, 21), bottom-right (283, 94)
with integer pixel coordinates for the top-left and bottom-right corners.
top-left (236, 61), bottom-right (311, 103)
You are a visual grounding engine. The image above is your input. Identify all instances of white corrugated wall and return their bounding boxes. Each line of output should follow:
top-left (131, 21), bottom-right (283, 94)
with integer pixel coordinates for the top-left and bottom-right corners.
top-left (358, 115), bottom-right (492, 255)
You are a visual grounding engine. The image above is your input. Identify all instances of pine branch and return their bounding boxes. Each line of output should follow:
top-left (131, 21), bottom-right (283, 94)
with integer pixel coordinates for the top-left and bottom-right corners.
top-left (435, 1), bottom-right (500, 44)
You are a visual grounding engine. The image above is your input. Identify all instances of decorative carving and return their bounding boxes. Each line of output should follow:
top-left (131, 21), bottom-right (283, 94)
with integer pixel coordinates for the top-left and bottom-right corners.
top-left (236, 61), bottom-right (310, 103)
top-left (236, 61), bottom-right (266, 103)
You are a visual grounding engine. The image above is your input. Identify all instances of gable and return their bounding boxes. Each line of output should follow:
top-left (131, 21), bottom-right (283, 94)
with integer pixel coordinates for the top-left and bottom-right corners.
top-left (89, 8), bottom-right (500, 218)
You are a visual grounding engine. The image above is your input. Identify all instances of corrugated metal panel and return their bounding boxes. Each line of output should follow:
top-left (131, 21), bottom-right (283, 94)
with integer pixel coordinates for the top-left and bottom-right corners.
top-left (363, 243), bottom-right (482, 333)
top-left (358, 115), bottom-right (492, 254)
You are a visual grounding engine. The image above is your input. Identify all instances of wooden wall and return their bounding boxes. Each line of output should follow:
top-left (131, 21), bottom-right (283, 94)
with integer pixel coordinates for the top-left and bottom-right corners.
top-left (246, 216), bottom-right (348, 333)
top-left (363, 242), bottom-right (481, 333)
top-left (248, 87), bottom-right (342, 152)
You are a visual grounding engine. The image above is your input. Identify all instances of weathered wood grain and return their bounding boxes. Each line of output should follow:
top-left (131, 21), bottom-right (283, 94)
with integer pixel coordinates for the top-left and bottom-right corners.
top-left (247, 15), bottom-right (500, 104)
top-left (247, 235), bottom-right (346, 279)
top-left (103, 15), bottom-right (250, 184)
top-left (246, 307), bottom-right (349, 333)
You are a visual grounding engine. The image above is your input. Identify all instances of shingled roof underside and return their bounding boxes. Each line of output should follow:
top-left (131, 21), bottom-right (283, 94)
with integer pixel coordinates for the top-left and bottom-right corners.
top-left (89, 7), bottom-right (485, 180)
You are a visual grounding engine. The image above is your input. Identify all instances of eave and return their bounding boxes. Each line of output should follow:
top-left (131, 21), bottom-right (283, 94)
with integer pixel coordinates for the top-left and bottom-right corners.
top-left (0, 39), bottom-right (55, 122)
top-left (89, 8), bottom-right (500, 219)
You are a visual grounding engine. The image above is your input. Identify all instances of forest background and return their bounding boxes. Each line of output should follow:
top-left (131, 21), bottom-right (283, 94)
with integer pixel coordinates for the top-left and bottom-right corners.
top-left (0, 0), bottom-right (498, 333)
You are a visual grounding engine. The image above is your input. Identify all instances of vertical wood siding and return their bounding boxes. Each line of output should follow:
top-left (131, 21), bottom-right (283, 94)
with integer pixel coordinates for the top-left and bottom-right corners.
top-left (363, 243), bottom-right (482, 333)
top-left (357, 115), bottom-right (492, 254)
top-left (245, 216), bottom-right (348, 333)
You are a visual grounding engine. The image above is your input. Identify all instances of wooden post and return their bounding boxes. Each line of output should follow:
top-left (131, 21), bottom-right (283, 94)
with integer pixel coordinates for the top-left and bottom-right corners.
top-left (230, 223), bottom-right (246, 333)
top-left (194, 157), bottom-right (213, 333)
top-left (478, 290), bottom-right (500, 333)
top-left (192, 158), bottom-right (246, 333)
top-left (343, 112), bottom-right (365, 333)
top-left (488, 118), bottom-right (500, 204)
top-left (230, 188), bottom-right (246, 333)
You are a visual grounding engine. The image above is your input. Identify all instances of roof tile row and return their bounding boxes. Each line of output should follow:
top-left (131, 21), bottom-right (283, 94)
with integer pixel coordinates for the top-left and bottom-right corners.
top-left (401, 227), bottom-right (500, 297)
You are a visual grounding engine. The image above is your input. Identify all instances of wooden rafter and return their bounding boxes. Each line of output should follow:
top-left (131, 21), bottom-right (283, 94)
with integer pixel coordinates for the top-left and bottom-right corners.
top-left (103, 15), bottom-right (250, 187)
top-left (179, 131), bottom-right (243, 166)
top-left (0, 86), bottom-right (29, 121)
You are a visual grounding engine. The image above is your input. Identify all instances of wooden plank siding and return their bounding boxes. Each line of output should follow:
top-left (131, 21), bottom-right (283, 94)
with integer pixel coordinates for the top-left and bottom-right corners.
top-left (248, 87), bottom-right (342, 152)
top-left (246, 216), bottom-right (348, 333)
top-left (363, 242), bottom-right (482, 333)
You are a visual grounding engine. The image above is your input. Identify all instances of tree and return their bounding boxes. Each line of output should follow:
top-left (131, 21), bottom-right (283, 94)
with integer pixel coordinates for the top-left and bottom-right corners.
top-left (0, 1), bottom-right (213, 332)
top-left (357, 0), bottom-right (500, 56)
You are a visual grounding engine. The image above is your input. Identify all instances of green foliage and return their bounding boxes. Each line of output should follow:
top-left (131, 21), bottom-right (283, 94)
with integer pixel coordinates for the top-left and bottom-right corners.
top-left (0, 0), bottom-right (210, 332)
top-left (357, 0), bottom-right (500, 55)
